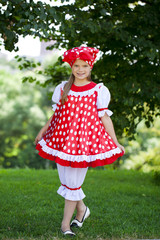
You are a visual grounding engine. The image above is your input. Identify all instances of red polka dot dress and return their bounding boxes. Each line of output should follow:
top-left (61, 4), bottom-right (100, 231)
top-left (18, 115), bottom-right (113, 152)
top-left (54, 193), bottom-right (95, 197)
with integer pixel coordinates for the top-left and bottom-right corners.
top-left (36, 81), bottom-right (124, 168)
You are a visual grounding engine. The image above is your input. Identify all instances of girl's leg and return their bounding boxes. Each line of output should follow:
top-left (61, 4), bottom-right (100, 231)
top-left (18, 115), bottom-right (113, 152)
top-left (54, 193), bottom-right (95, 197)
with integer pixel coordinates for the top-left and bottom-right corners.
top-left (61, 199), bottom-right (77, 231)
top-left (61, 199), bottom-right (87, 231)
top-left (57, 164), bottom-right (88, 230)
top-left (75, 200), bottom-right (86, 221)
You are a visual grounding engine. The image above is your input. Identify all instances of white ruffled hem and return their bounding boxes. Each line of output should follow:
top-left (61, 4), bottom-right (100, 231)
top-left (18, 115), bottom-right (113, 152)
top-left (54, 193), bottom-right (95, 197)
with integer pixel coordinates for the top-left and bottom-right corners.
top-left (57, 185), bottom-right (86, 201)
top-left (38, 139), bottom-right (122, 162)
top-left (98, 109), bottom-right (113, 117)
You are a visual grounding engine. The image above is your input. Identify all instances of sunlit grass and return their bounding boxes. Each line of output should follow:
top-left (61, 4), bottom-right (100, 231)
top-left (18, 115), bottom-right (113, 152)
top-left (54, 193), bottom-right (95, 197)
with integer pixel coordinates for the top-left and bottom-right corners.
top-left (0, 168), bottom-right (159, 240)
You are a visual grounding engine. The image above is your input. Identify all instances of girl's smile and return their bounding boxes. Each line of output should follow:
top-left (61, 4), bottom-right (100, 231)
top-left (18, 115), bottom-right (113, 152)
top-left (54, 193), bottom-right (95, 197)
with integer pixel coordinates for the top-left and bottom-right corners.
top-left (72, 59), bottom-right (91, 82)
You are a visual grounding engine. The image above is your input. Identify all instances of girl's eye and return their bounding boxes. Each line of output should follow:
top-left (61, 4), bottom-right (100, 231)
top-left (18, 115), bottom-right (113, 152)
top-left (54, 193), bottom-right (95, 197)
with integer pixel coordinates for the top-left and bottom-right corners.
top-left (73, 65), bottom-right (89, 68)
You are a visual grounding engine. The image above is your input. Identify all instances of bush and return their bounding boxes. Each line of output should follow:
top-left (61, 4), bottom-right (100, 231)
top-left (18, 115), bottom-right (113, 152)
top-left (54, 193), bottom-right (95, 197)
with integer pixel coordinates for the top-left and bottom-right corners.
top-left (120, 118), bottom-right (160, 173)
top-left (0, 67), bottom-right (53, 169)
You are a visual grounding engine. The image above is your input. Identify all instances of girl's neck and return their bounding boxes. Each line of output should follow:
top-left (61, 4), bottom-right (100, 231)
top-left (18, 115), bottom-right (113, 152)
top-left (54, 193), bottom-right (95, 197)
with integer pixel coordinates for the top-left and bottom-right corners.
top-left (74, 78), bottom-right (91, 86)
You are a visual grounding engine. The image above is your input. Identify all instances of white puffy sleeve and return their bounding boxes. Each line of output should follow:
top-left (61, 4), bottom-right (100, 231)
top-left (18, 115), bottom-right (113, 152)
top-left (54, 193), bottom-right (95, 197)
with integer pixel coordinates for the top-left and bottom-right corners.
top-left (97, 84), bottom-right (113, 117)
top-left (52, 81), bottom-right (67, 111)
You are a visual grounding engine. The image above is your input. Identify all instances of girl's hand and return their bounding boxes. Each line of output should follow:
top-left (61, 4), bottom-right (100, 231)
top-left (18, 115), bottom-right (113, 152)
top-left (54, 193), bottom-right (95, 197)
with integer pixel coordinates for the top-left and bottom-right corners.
top-left (116, 142), bottom-right (125, 154)
top-left (34, 115), bottom-right (53, 145)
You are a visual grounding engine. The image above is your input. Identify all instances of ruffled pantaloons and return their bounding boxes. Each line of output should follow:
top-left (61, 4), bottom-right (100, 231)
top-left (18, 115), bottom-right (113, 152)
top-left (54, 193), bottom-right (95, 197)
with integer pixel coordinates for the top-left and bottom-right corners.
top-left (57, 164), bottom-right (88, 201)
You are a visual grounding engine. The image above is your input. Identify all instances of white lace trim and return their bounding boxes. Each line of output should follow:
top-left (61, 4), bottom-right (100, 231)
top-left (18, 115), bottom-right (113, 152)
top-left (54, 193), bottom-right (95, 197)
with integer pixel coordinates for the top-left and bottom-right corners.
top-left (98, 109), bottom-right (113, 117)
top-left (38, 139), bottom-right (122, 162)
top-left (57, 185), bottom-right (85, 201)
top-left (68, 83), bottom-right (103, 97)
top-left (52, 83), bottom-right (104, 111)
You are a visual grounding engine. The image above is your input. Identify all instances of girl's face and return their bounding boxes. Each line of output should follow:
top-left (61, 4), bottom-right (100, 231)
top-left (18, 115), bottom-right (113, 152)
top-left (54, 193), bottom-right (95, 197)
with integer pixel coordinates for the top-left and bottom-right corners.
top-left (72, 59), bottom-right (91, 81)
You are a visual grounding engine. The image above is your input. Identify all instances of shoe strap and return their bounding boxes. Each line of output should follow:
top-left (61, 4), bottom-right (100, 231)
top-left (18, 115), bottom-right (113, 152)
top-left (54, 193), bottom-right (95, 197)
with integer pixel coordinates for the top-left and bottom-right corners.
top-left (61, 229), bottom-right (76, 235)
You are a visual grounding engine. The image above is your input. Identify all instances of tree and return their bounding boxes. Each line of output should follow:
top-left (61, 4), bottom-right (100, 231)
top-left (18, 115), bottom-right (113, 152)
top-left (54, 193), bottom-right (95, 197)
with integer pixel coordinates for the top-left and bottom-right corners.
top-left (0, 0), bottom-right (160, 137)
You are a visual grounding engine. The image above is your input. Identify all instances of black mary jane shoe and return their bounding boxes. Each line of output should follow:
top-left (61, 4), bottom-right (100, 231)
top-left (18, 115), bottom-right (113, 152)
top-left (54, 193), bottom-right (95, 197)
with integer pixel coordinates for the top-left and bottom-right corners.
top-left (70, 206), bottom-right (90, 228)
top-left (61, 229), bottom-right (76, 237)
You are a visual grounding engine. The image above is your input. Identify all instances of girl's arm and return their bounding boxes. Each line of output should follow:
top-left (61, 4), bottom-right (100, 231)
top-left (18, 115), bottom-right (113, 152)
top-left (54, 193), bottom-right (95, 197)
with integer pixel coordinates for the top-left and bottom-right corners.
top-left (100, 113), bottom-right (125, 153)
top-left (34, 115), bottom-right (53, 145)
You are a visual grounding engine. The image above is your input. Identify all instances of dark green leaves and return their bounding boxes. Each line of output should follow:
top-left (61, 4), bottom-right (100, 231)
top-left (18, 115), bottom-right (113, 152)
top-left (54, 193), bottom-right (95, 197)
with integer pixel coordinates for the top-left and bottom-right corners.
top-left (1, 0), bottom-right (160, 137)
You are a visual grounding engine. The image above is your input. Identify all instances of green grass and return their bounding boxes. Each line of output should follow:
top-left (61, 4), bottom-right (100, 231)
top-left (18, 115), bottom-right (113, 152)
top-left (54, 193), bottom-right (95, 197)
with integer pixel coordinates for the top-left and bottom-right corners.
top-left (0, 168), bottom-right (159, 240)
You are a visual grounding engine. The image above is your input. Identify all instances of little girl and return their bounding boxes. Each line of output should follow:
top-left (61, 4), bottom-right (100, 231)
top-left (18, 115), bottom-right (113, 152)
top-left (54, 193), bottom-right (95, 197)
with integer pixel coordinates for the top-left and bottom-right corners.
top-left (35, 46), bottom-right (125, 237)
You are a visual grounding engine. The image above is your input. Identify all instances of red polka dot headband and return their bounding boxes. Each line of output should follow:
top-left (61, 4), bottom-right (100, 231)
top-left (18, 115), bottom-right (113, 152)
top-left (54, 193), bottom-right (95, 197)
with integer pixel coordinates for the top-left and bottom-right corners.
top-left (62, 46), bottom-right (99, 69)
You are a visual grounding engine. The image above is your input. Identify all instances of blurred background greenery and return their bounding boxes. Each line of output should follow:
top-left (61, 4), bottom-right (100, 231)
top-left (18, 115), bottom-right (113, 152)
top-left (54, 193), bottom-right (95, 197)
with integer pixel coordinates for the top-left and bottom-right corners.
top-left (0, 53), bottom-right (159, 175)
top-left (0, 54), bottom-right (52, 169)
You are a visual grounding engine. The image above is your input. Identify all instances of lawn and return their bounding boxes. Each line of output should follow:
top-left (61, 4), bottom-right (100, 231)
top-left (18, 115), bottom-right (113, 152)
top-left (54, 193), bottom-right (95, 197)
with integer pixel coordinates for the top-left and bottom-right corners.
top-left (0, 168), bottom-right (159, 240)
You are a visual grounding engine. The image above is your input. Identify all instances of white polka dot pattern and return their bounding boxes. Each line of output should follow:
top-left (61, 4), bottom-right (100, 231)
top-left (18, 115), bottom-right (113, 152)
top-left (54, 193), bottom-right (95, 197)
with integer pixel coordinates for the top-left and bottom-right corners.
top-left (43, 90), bottom-right (117, 159)
top-left (35, 82), bottom-right (123, 168)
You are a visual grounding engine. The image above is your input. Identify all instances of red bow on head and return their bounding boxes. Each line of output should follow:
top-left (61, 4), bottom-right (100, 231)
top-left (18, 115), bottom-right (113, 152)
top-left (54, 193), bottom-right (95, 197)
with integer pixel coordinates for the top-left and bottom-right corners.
top-left (62, 46), bottom-right (99, 68)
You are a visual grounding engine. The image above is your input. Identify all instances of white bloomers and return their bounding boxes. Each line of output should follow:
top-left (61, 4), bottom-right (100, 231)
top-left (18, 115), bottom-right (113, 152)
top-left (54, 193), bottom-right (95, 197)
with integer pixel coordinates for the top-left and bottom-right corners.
top-left (57, 164), bottom-right (88, 201)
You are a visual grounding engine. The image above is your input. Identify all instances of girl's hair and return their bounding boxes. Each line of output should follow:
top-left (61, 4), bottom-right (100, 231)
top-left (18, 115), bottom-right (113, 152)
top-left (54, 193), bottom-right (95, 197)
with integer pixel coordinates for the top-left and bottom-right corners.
top-left (61, 73), bottom-right (92, 105)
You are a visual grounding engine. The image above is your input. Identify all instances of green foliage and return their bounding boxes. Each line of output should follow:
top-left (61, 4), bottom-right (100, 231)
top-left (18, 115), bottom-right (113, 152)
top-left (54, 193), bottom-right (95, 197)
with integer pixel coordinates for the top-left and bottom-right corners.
top-left (120, 117), bottom-right (160, 172)
top-left (1, 0), bottom-right (160, 137)
top-left (0, 68), bottom-right (54, 169)
top-left (15, 55), bottom-right (41, 70)
top-left (0, 0), bottom-right (61, 51)
top-left (16, 55), bottom-right (71, 88)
